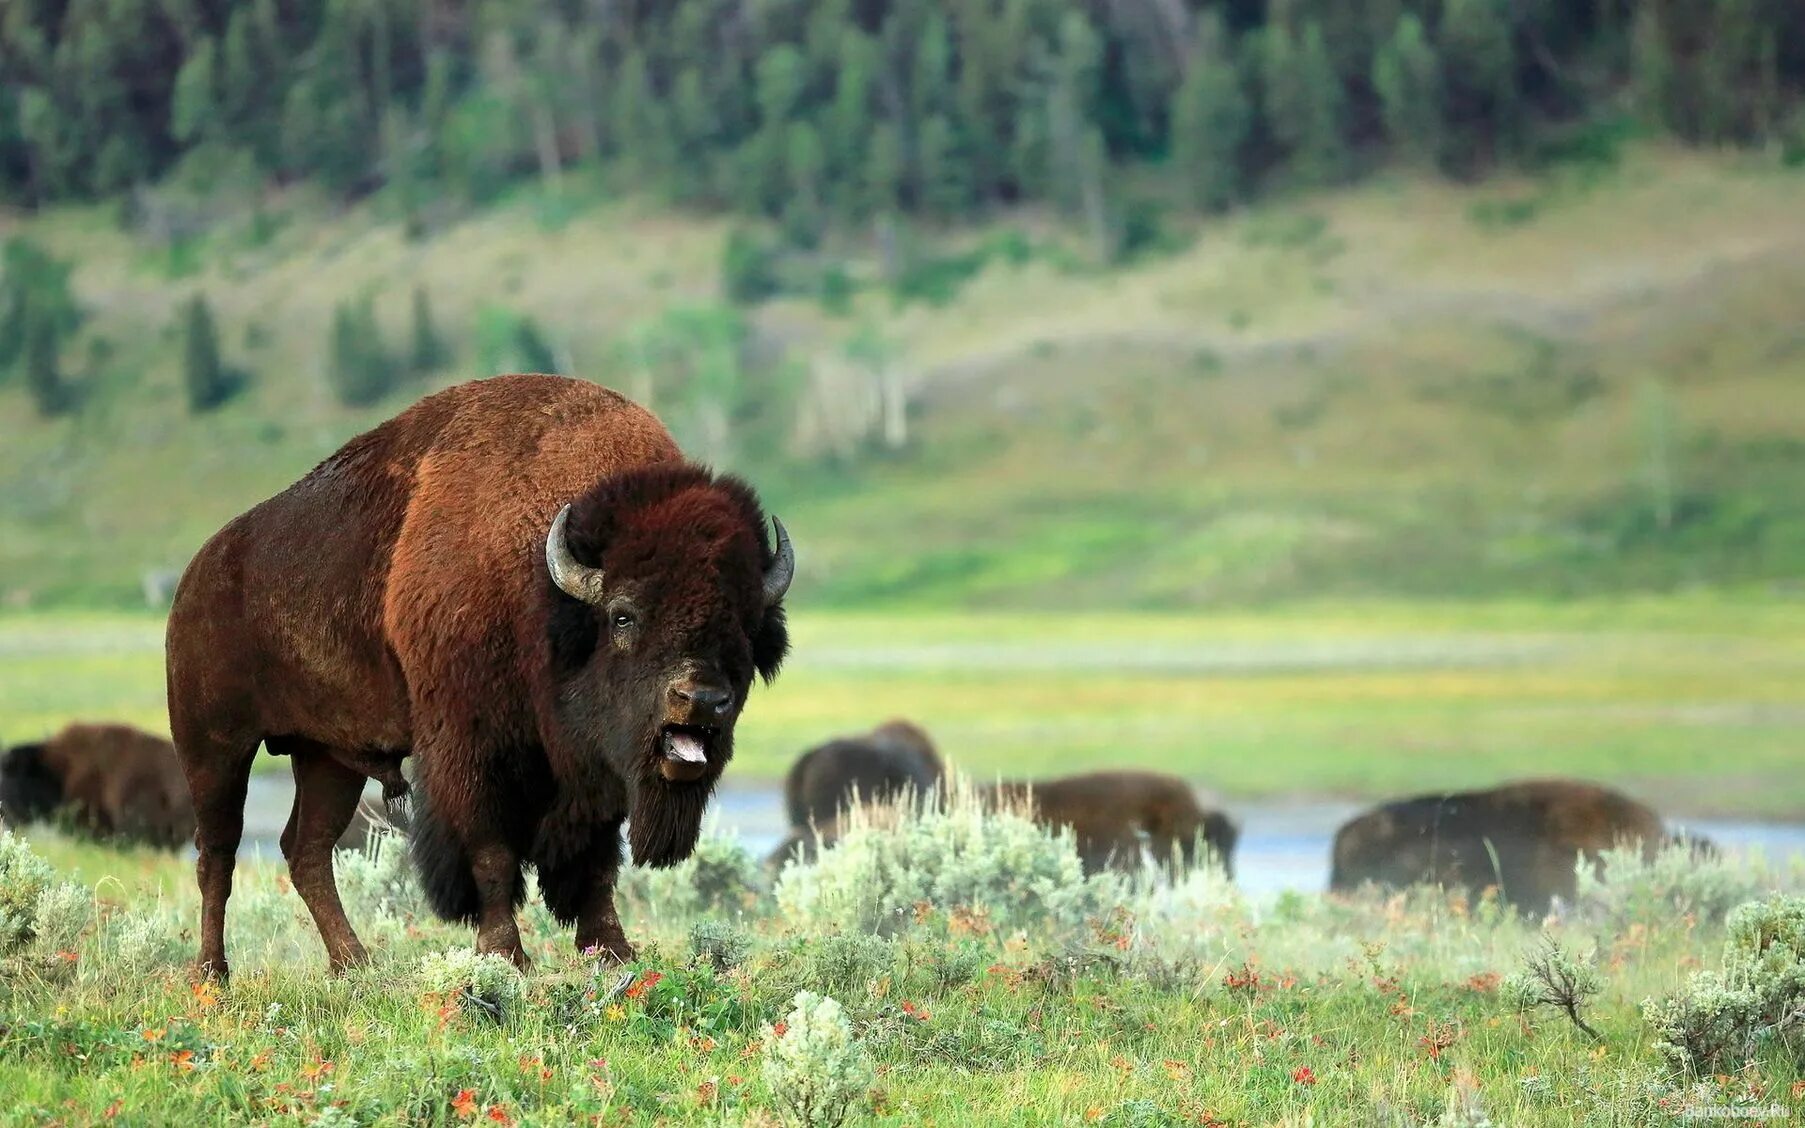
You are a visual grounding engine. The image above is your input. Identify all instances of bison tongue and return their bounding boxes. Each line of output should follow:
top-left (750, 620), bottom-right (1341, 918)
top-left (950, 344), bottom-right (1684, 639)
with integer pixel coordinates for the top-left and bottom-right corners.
top-left (663, 730), bottom-right (707, 765)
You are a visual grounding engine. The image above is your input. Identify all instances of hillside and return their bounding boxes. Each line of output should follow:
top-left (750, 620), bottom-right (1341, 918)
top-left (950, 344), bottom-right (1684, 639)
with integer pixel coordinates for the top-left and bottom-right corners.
top-left (3, 145), bottom-right (1805, 609)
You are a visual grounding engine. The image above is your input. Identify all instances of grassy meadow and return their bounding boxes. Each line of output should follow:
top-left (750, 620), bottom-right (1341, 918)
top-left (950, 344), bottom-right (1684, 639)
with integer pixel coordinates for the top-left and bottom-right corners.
top-left (1, 795), bottom-right (1799, 1126)
top-left (3, 596), bottom-right (1803, 817)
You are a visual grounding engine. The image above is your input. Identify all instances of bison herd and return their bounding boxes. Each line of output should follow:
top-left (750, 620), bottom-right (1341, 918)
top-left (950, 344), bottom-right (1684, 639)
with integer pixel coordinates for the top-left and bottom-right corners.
top-left (763, 719), bottom-right (1708, 915)
top-left (0, 375), bottom-right (1721, 977)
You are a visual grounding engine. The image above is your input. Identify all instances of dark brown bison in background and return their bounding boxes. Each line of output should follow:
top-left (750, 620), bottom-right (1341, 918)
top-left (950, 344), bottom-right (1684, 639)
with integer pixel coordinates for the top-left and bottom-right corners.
top-left (766, 719), bottom-right (943, 867)
top-left (785, 719), bottom-right (944, 826)
top-left (1329, 778), bottom-right (1677, 912)
top-left (985, 770), bottom-right (1239, 877)
top-left (0, 723), bottom-right (195, 849)
top-left (166, 374), bottom-right (793, 977)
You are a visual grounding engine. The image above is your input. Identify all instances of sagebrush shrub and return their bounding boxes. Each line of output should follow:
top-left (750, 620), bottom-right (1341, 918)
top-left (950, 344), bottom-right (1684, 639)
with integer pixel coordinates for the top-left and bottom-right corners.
top-left (0, 831), bottom-right (56, 954)
top-left (761, 991), bottom-right (875, 1128)
top-left (1576, 840), bottom-right (1763, 928)
top-left (30, 880), bottom-right (93, 955)
top-left (690, 919), bottom-right (752, 971)
top-left (336, 826), bottom-right (428, 924)
top-left (0, 831), bottom-right (89, 957)
top-left (774, 784), bottom-right (1115, 935)
top-left (620, 828), bottom-right (763, 922)
top-left (107, 911), bottom-right (184, 976)
top-left (1646, 894), bottom-right (1805, 1074)
top-left (418, 948), bottom-right (524, 1022)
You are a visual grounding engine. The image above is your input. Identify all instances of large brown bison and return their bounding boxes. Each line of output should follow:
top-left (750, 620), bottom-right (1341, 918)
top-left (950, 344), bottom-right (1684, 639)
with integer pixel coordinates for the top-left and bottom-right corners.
top-left (0, 723), bottom-right (195, 849)
top-left (1329, 778), bottom-right (1679, 912)
top-left (166, 374), bottom-right (793, 978)
top-left (985, 770), bottom-right (1239, 877)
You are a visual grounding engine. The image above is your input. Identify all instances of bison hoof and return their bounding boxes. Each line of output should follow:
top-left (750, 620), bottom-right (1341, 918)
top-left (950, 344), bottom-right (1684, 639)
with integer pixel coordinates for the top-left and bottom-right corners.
top-left (193, 958), bottom-right (230, 984)
top-left (582, 937), bottom-right (636, 965)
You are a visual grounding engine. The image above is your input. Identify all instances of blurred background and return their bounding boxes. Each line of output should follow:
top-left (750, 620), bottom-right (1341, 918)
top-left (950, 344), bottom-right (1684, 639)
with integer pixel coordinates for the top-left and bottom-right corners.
top-left (1, 0), bottom-right (1803, 884)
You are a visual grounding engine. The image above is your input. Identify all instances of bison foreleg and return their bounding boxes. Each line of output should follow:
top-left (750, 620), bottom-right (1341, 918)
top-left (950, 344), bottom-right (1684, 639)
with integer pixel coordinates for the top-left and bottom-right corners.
top-left (572, 829), bottom-right (634, 964)
top-left (469, 841), bottom-right (532, 970)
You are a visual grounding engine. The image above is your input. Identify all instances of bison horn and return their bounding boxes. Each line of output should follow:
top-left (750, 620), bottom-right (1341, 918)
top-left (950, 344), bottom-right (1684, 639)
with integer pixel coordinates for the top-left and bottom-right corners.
top-left (762, 516), bottom-right (794, 607)
top-left (545, 504), bottom-right (608, 604)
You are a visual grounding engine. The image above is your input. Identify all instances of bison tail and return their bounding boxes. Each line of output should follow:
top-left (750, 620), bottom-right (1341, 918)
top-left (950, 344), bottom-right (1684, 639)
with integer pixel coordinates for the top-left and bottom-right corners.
top-left (407, 785), bottom-right (482, 924)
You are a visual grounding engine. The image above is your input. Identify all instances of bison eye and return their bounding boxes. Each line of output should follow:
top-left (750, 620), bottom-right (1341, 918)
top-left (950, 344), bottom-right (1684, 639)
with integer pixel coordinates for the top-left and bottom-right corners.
top-left (611, 611), bottom-right (635, 630)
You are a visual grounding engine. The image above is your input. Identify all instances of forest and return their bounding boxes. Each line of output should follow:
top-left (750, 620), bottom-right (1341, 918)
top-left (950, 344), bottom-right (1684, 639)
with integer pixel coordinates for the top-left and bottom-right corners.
top-left (3, 0), bottom-right (1803, 230)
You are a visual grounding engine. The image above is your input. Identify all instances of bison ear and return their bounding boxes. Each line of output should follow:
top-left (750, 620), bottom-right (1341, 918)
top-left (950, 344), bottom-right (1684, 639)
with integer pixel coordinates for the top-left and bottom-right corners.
top-left (752, 603), bottom-right (788, 683)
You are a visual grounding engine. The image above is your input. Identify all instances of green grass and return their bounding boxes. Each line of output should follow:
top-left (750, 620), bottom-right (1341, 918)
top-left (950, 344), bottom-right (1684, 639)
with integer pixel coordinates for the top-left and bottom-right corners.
top-left (0, 818), bottom-right (1795, 1126)
top-left (6, 597), bottom-right (1803, 817)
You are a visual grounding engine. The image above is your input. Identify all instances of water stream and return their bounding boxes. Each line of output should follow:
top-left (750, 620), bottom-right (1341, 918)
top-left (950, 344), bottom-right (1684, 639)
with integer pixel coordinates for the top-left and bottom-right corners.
top-left (239, 777), bottom-right (1805, 897)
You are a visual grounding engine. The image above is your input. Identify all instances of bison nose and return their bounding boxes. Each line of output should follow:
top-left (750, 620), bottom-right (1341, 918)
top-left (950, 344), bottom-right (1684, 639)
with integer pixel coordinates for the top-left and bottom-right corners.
top-left (673, 683), bottom-right (734, 718)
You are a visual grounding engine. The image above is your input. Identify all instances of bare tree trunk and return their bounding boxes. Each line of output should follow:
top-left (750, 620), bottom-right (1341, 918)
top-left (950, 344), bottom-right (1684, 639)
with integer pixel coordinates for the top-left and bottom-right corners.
top-left (874, 212), bottom-right (901, 284)
top-left (532, 101), bottom-right (563, 196)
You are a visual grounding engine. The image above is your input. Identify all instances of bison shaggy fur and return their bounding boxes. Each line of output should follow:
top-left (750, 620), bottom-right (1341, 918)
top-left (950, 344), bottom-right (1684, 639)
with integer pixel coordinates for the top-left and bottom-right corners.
top-left (986, 770), bottom-right (1239, 877)
top-left (1329, 778), bottom-right (1672, 912)
top-left (0, 723), bottom-right (195, 850)
top-left (166, 375), bottom-right (792, 977)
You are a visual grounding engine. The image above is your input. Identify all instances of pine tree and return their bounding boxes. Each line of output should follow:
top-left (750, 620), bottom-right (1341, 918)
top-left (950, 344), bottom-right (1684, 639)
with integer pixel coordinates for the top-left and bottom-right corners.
top-left (22, 301), bottom-right (69, 417)
top-left (752, 44), bottom-right (809, 214)
top-left (1170, 15), bottom-right (1251, 211)
top-left (784, 120), bottom-right (829, 243)
top-left (672, 68), bottom-right (720, 203)
top-left (828, 30), bottom-right (878, 217)
top-left (1374, 14), bottom-right (1445, 171)
top-left (182, 293), bottom-right (230, 412)
top-left (513, 315), bottom-right (558, 373)
top-left (1441, 0), bottom-right (1519, 162)
top-left (409, 286), bottom-right (448, 375)
top-left (1262, 23), bottom-right (1351, 188)
top-left (1630, 4), bottom-right (1675, 134)
top-left (170, 38), bottom-right (219, 145)
top-left (866, 122), bottom-right (905, 219)
top-left (327, 298), bottom-right (393, 407)
top-left (915, 114), bottom-right (968, 220)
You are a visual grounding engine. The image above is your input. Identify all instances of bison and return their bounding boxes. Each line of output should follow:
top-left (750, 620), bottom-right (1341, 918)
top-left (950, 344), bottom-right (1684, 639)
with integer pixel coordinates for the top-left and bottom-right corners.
top-left (0, 723), bottom-right (196, 850)
top-left (985, 770), bottom-right (1239, 878)
top-left (786, 720), bottom-right (942, 821)
top-left (1329, 778), bottom-right (1677, 912)
top-left (166, 374), bottom-right (793, 978)
top-left (765, 720), bottom-right (942, 869)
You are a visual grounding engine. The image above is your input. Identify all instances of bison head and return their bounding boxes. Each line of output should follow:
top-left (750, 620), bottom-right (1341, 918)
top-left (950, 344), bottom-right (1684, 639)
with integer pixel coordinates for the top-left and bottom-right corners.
top-left (0, 743), bottom-right (63, 825)
top-left (542, 464), bottom-right (791, 867)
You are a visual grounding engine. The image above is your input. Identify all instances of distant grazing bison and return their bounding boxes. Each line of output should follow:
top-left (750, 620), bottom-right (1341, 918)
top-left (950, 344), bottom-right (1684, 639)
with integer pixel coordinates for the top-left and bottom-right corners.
top-left (986, 770), bottom-right (1239, 877)
top-left (166, 374), bottom-right (792, 977)
top-left (766, 720), bottom-right (942, 868)
top-left (1329, 778), bottom-right (1678, 912)
top-left (0, 723), bottom-right (195, 850)
top-left (788, 720), bottom-right (943, 820)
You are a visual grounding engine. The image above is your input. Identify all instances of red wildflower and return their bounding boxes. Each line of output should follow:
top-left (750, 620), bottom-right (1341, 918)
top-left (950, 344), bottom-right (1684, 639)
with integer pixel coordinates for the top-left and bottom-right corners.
top-left (451, 1090), bottom-right (479, 1118)
top-left (1291, 1066), bottom-right (1317, 1086)
top-left (623, 970), bottom-right (664, 1001)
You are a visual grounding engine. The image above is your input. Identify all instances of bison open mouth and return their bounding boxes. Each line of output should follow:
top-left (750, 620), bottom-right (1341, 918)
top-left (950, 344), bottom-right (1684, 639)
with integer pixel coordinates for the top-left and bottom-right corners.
top-left (657, 723), bottom-right (718, 783)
